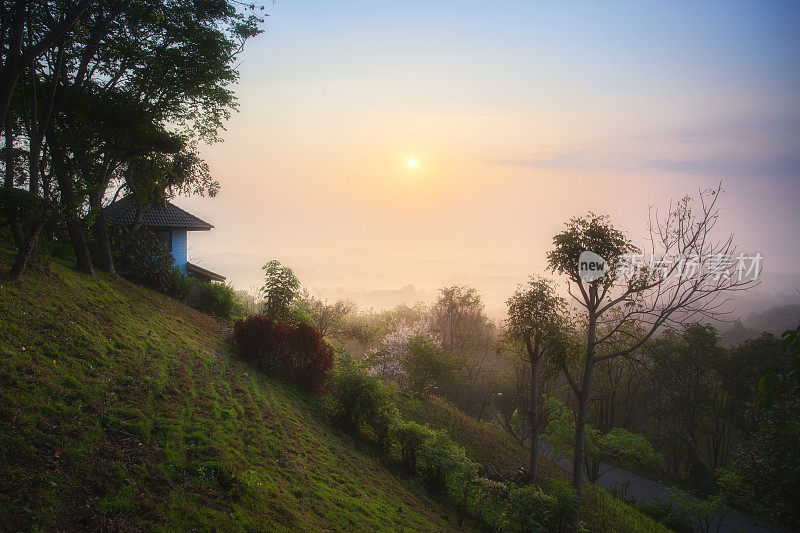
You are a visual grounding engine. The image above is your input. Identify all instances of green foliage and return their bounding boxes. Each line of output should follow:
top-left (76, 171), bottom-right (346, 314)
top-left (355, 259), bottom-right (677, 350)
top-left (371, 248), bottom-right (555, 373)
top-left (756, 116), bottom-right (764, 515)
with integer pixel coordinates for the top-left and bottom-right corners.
top-left (326, 354), bottom-right (397, 442)
top-left (109, 227), bottom-right (189, 299)
top-left (667, 490), bottom-right (730, 533)
top-left (506, 275), bottom-right (566, 344)
top-left (403, 334), bottom-right (464, 393)
top-left (395, 420), bottom-right (436, 471)
top-left (543, 397), bottom-right (664, 483)
top-left (471, 477), bottom-right (509, 528)
top-left (507, 484), bottom-right (557, 532)
top-left (195, 282), bottom-right (246, 320)
top-left (417, 430), bottom-right (478, 493)
top-left (260, 259), bottom-right (300, 321)
top-left (546, 212), bottom-right (638, 284)
top-left (759, 326), bottom-right (800, 403)
top-left (719, 394), bottom-right (800, 528)
top-left (166, 269), bottom-right (195, 300)
top-left (600, 427), bottom-right (665, 471)
top-left (545, 478), bottom-right (578, 531)
top-left (635, 498), bottom-right (695, 533)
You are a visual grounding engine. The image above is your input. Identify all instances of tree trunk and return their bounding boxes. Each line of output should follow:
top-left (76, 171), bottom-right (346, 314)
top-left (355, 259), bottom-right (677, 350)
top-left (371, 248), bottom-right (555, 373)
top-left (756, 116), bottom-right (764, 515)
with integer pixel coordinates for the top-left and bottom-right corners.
top-left (3, 117), bottom-right (24, 249)
top-left (66, 216), bottom-right (93, 274)
top-left (527, 337), bottom-right (542, 481)
top-left (90, 194), bottom-right (115, 274)
top-left (7, 218), bottom-right (45, 280)
top-left (572, 308), bottom-right (597, 511)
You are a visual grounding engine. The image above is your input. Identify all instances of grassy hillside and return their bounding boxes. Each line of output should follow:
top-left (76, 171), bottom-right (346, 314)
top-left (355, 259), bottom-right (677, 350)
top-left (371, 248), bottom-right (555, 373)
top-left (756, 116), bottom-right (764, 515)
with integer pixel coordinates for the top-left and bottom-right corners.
top-left (0, 250), bottom-right (466, 531)
top-left (0, 247), bottom-right (668, 532)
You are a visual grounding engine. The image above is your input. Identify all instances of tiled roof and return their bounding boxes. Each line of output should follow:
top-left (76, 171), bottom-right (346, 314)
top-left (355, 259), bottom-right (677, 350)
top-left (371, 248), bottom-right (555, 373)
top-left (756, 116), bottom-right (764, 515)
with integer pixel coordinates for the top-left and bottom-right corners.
top-left (187, 262), bottom-right (226, 282)
top-left (104, 196), bottom-right (213, 231)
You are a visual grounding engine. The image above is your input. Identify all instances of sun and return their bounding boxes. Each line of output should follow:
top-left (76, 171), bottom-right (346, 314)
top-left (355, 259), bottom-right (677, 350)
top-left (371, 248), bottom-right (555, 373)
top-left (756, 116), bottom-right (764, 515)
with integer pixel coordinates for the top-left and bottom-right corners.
top-left (407, 158), bottom-right (419, 169)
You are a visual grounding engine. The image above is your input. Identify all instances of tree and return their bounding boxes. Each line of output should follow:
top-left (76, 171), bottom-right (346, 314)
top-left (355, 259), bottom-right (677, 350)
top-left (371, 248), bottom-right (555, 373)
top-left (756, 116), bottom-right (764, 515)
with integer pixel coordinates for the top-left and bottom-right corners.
top-left (547, 187), bottom-right (757, 509)
top-left (299, 292), bottom-right (355, 339)
top-left (260, 260), bottom-right (300, 321)
top-left (430, 285), bottom-right (498, 415)
top-left (505, 275), bottom-right (567, 480)
top-left (0, 0), bottom-right (89, 133)
top-left (402, 333), bottom-right (464, 394)
top-left (646, 324), bottom-right (727, 481)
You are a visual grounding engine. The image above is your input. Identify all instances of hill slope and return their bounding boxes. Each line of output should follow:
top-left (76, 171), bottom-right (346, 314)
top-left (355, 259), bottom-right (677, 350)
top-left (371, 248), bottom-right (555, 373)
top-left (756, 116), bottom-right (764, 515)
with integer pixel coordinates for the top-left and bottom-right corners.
top-left (0, 251), bottom-right (465, 531)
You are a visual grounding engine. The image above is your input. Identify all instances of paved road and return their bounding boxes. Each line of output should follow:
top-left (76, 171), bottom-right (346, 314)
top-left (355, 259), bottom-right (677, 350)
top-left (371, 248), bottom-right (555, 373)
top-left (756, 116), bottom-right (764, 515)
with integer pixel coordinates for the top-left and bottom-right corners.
top-left (542, 445), bottom-right (783, 532)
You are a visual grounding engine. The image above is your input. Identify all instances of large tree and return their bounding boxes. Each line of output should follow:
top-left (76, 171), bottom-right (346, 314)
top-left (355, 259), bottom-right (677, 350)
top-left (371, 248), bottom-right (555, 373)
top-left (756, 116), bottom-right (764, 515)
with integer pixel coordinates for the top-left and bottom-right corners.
top-left (547, 187), bottom-right (757, 509)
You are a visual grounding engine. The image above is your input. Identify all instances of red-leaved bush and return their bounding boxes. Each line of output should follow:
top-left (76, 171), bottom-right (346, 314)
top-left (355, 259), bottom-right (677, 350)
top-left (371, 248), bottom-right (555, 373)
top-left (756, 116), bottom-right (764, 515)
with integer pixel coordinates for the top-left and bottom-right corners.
top-left (234, 315), bottom-right (332, 393)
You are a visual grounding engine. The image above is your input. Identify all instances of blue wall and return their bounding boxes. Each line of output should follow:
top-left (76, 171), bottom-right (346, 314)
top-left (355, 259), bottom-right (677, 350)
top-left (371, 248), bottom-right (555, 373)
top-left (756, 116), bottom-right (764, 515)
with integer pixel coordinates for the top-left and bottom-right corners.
top-left (171, 230), bottom-right (188, 273)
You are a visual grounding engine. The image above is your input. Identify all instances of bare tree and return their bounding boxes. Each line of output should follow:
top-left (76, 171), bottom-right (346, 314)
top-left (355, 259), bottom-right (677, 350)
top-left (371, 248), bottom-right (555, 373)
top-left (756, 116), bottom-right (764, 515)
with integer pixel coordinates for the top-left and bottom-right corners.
top-left (547, 185), bottom-right (759, 509)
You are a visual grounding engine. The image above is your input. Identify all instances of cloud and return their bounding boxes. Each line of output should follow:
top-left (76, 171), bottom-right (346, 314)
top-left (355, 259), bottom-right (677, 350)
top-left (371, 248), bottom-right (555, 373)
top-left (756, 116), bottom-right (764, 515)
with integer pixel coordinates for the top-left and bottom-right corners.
top-left (496, 113), bottom-right (800, 181)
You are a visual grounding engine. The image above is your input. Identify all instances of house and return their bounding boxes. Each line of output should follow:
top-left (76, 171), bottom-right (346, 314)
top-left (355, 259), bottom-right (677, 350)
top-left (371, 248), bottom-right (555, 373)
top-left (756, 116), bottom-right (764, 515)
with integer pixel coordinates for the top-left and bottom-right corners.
top-left (103, 196), bottom-right (225, 284)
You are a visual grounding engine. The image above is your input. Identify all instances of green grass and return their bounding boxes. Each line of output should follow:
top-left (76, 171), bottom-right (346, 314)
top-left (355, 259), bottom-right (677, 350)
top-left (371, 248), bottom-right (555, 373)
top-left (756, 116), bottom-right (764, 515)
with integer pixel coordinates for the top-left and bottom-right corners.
top-left (0, 250), bottom-right (466, 531)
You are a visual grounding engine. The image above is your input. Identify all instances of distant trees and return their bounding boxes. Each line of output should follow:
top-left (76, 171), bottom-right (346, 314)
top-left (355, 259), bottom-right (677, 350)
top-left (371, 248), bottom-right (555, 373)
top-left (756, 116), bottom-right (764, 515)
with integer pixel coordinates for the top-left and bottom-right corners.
top-left (646, 324), bottom-right (727, 482)
top-left (429, 285), bottom-right (498, 415)
top-left (299, 292), bottom-right (356, 339)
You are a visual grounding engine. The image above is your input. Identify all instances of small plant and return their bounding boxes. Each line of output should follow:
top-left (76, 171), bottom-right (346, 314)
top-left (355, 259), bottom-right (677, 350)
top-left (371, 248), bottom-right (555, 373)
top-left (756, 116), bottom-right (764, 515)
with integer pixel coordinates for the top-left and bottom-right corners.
top-left (260, 260), bottom-right (300, 321)
top-left (327, 354), bottom-right (397, 434)
top-left (635, 497), bottom-right (694, 533)
top-left (166, 269), bottom-right (194, 300)
top-left (668, 490), bottom-right (730, 533)
top-left (546, 479), bottom-right (578, 532)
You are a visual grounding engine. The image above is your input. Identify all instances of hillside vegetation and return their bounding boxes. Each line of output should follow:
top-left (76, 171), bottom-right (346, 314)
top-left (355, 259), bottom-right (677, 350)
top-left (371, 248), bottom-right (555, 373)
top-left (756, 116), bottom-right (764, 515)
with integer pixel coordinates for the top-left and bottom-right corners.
top-left (0, 247), bottom-right (667, 531)
top-left (0, 250), bottom-right (464, 531)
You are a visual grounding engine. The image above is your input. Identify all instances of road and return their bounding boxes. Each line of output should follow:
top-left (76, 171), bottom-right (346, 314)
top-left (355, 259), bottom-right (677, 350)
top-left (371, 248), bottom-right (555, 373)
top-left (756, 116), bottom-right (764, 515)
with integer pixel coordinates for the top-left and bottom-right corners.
top-left (541, 445), bottom-right (785, 532)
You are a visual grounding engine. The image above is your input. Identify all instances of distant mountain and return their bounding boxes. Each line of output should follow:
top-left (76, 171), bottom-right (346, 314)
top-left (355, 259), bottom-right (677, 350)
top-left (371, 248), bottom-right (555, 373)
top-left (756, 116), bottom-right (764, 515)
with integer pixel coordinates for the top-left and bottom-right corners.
top-left (720, 303), bottom-right (800, 346)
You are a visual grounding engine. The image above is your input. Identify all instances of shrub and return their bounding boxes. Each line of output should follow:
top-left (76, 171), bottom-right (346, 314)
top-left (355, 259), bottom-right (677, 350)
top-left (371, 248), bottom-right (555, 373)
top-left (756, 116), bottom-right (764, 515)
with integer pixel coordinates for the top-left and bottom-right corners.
top-left (471, 477), bottom-right (510, 530)
top-left (507, 484), bottom-right (557, 532)
top-left (395, 420), bottom-right (435, 472)
top-left (234, 315), bottom-right (332, 393)
top-left (110, 227), bottom-right (184, 297)
top-left (635, 498), bottom-right (694, 533)
top-left (196, 282), bottom-right (246, 320)
top-left (234, 314), bottom-right (288, 371)
top-left (418, 430), bottom-right (477, 493)
top-left (283, 322), bottom-right (333, 392)
top-left (327, 354), bottom-right (397, 438)
top-left (165, 269), bottom-right (194, 300)
top-left (545, 479), bottom-right (578, 532)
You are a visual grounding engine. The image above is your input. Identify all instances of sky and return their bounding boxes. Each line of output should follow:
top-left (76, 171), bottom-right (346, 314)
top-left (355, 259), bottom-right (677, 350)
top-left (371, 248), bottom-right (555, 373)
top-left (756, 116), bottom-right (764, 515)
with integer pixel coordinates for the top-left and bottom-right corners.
top-left (179, 0), bottom-right (800, 318)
